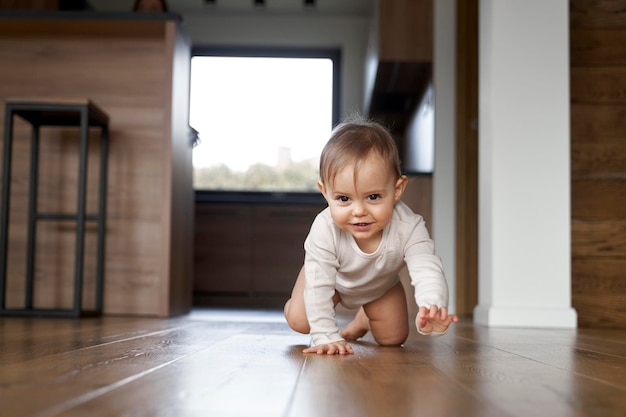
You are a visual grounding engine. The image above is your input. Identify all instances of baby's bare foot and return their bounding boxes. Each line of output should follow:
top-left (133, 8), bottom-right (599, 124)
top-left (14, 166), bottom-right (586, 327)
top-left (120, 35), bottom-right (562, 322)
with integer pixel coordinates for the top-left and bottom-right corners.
top-left (340, 319), bottom-right (368, 341)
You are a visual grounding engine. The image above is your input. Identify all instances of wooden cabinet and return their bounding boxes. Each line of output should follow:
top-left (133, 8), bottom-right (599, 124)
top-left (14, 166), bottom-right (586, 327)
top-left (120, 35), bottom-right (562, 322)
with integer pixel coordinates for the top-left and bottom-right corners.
top-left (0, 13), bottom-right (193, 317)
top-left (194, 204), bottom-right (253, 294)
top-left (194, 202), bottom-right (325, 307)
top-left (376, 0), bottom-right (432, 62)
top-left (365, 0), bottom-right (433, 134)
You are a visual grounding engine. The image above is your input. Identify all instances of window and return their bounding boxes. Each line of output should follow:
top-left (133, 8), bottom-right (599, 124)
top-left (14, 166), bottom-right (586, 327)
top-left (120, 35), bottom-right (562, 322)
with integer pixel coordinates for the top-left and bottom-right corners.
top-left (190, 48), bottom-right (340, 194)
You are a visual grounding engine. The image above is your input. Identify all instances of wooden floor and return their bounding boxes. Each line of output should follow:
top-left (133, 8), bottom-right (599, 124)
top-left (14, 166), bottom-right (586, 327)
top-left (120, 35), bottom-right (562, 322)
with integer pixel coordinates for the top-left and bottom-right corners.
top-left (1, 308), bottom-right (625, 417)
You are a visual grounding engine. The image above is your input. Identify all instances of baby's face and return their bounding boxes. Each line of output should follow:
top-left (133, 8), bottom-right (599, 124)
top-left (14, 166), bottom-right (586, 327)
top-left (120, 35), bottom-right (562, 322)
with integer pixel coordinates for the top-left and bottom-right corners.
top-left (319, 152), bottom-right (406, 253)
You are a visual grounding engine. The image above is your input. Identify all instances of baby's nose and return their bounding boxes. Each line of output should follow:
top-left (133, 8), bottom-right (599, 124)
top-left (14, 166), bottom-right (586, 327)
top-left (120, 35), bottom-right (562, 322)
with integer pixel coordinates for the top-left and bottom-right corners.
top-left (352, 202), bottom-right (367, 216)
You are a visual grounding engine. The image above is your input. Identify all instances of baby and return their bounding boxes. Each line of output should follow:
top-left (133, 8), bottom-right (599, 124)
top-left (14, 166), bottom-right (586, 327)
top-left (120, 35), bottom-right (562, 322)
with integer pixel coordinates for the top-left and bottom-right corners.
top-left (284, 117), bottom-right (458, 355)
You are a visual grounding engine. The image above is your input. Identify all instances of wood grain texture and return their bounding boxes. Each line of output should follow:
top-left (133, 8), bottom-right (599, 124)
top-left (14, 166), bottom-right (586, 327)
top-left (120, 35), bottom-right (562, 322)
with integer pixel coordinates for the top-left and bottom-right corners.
top-left (570, 0), bottom-right (626, 28)
top-left (377, 0), bottom-right (432, 62)
top-left (193, 204), bottom-right (254, 294)
top-left (0, 17), bottom-right (193, 316)
top-left (454, 0), bottom-right (479, 315)
top-left (571, 142), bottom-right (626, 179)
top-left (572, 180), bottom-right (626, 219)
top-left (571, 104), bottom-right (626, 141)
top-left (1, 309), bottom-right (626, 417)
top-left (571, 67), bottom-right (626, 105)
top-left (193, 203), bottom-right (324, 304)
top-left (570, 29), bottom-right (626, 66)
top-left (365, 0), bottom-right (433, 135)
top-left (570, 0), bottom-right (626, 329)
top-left (572, 219), bottom-right (626, 257)
top-left (252, 205), bottom-right (320, 294)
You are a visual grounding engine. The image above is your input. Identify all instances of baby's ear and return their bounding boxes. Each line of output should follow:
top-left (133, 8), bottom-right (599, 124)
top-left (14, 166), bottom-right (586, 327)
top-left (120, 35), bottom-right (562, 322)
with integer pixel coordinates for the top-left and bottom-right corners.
top-left (394, 176), bottom-right (408, 201)
top-left (317, 180), bottom-right (327, 195)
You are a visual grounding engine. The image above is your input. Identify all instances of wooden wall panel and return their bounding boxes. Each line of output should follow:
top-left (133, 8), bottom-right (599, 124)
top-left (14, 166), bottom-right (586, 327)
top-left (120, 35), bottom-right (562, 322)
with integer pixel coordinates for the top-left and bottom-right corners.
top-left (572, 258), bottom-right (626, 327)
top-left (0, 16), bottom-right (192, 316)
top-left (365, 0), bottom-right (433, 135)
top-left (571, 104), bottom-right (626, 140)
top-left (572, 219), bottom-right (626, 258)
top-left (454, 0), bottom-right (478, 316)
top-left (193, 204), bottom-right (253, 294)
top-left (572, 180), bottom-right (626, 219)
top-left (571, 67), bottom-right (626, 104)
top-left (252, 205), bottom-right (320, 294)
top-left (377, 0), bottom-right (432, 62)
top-left (570, 0), bottom-right (626, 328)
top-left (164, 22), bottom-right (193, 316)
top-left (571, 142), bottom-right (626, 176)
top-left (570, 29), bottom-right (626, 66)
top-left (401, 175), bottom-right (432, 229)
top-left (399, 175), bottom-right (433, 319)
top-left (192, 202), bottom-right (323, 308)
top-left (570, 0), bottom-right (626, 28)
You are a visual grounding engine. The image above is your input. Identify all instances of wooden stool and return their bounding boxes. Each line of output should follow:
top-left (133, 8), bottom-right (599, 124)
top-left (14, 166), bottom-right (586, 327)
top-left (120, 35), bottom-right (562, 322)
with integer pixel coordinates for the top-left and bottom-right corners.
top-left (0, 98), bottom-right (109, 317)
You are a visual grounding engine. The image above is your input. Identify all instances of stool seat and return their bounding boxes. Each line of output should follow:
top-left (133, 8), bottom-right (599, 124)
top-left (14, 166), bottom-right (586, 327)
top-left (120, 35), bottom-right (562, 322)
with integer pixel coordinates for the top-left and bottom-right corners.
top-left (6, 97), bottom-right (109, 127)
top-left (0, 98), bottom-right (109, 317)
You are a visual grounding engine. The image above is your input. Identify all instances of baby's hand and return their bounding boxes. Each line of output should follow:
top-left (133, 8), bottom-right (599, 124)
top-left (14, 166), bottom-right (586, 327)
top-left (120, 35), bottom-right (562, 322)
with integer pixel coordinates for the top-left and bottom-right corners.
top-left (416, 305), bottom-right (459, 335)
top-left (303, 340), bottom-right (354, 355)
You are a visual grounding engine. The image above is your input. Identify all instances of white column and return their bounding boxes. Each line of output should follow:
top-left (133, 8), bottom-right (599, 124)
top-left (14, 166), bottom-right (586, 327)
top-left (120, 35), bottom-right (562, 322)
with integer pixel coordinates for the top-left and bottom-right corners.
top-left (474, 0), bottom-right (577, 328)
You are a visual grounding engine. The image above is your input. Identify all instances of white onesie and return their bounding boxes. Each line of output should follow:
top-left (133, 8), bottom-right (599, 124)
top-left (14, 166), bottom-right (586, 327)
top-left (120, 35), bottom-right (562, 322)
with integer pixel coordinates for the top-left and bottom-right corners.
top-left (303, 200), bottom-right (449, 346)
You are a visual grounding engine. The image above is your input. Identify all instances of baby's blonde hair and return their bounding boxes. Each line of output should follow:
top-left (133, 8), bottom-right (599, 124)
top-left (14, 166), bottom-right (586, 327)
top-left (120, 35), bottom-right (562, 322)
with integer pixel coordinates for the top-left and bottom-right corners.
top-left (319, 117), bottom-right (402, 188)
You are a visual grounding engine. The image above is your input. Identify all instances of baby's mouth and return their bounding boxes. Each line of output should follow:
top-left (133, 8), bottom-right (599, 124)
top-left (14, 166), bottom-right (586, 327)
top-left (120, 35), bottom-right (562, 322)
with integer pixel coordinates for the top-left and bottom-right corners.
top-left (351, 222), bottom-right (372, 230)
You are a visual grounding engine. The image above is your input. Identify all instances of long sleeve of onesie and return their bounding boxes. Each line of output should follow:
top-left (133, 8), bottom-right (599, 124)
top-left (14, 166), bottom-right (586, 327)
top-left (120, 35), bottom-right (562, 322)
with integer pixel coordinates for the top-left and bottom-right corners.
top-left (303, 213), bottom-right (344, 347)
top-left (403, 219), bottom-right (449, 309)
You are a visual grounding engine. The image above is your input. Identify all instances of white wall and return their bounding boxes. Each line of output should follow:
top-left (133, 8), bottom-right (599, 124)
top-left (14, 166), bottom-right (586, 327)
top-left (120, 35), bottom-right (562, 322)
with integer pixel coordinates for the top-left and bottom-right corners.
top-left (433, 0), bottom-right (457, 314)
top-left (405, 85), bottom-right (434, 174)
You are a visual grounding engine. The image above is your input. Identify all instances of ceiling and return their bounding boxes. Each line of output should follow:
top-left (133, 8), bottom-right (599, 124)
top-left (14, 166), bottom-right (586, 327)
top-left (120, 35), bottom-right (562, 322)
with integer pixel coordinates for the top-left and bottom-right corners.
top-left (88, 0), bottom-right (373, 16)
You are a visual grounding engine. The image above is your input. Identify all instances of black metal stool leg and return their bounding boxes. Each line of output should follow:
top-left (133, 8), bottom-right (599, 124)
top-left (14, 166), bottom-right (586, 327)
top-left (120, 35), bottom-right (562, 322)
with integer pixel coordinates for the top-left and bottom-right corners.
top-left (73, 108), bottom-right (89, 315)
top-left (25, 125), bottom-right (40, 310)
top-left (0, 106), bottom-right (14, 310)
top-left (95, 124), bottom-right (108, 313)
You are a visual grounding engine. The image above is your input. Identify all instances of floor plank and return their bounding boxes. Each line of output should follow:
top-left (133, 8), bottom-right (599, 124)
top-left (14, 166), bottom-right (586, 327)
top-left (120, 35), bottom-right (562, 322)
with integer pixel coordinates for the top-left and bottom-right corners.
top-left (56, 333), bottom-right (309, 417)
top-left (287, 341), bottom-right (513, 417)
top-left (0, 316), bottom-right (190, 365)
top-left (1, 309), bottom-right (625, 417)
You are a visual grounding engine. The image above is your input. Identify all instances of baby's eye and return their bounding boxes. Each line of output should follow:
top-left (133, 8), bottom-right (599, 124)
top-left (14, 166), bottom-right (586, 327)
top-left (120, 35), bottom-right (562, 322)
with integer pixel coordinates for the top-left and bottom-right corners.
top-left (367, 194), bottom-right (382, 201)
top-left (336, 196), bottom-right (350, 202)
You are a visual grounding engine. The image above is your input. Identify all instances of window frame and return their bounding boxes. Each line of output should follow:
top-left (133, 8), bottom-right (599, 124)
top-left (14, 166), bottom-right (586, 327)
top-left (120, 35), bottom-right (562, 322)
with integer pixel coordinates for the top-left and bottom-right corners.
top-left (191, 45), bottom-right (341, 204)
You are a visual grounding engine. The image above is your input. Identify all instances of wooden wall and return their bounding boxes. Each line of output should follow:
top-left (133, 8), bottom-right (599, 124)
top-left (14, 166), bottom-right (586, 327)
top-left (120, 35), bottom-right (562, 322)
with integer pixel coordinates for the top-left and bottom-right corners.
top-left (0, 16), bottom-right (193, 316)
top-left (570, 0), bottom-right (626, 327)
top-left (454, 0), bottom-right (478, 316)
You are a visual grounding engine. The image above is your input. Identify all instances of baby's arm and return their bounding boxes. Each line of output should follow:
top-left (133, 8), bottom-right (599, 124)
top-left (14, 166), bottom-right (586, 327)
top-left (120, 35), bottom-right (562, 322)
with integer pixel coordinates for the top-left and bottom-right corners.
top-left (302, 213), bottom-right (352, 353)
top-left (416, 305), bottom-right (458, 336)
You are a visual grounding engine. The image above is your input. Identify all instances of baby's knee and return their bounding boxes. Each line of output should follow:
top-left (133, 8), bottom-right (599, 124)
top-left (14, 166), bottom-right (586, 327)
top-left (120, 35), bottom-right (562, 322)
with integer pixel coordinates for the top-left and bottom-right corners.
top-left (286, 315), bottom-right (310, 334)
top-left (374, 329), bottom-right (408, 347)
top-left (284, 300), bottom-right (310, 334)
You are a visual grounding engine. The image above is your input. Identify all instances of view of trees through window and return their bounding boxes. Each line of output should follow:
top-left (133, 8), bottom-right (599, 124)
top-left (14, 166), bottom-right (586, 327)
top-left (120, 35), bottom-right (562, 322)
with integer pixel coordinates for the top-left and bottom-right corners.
top-left (190, 54), bottom-right (335, 192)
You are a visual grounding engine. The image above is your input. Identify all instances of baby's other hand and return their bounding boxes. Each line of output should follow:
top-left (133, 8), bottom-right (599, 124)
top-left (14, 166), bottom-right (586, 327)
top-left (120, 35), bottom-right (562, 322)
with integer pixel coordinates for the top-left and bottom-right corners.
top-left (416, 305), bottom-right (459, 335)
top-left (303, 340), bottom-right (354, 355)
